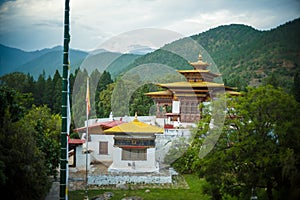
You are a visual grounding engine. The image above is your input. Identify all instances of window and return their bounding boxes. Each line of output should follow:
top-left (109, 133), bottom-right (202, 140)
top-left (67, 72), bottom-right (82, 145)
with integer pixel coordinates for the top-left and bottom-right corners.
top-left (99, 141), bottom-right (108, 155)
top-left (122, 148), bottom-right (147, 161)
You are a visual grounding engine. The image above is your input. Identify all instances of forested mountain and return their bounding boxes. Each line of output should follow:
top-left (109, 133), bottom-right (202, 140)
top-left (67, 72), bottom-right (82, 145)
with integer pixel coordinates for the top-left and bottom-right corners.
top-left (1, 18), bottom-right (299, 88)
top-left (125, 18), bottom-right (300, 91)
top-left (192, 18), bottom-right (300, 90)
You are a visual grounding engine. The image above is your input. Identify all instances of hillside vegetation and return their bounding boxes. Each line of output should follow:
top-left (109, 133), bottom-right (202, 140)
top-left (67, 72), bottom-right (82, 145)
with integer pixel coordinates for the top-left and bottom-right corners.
top-left (1, 18), bottom-right (299, 89)
top-left (193, 18), bottom-right (300, 89)
top-left (125, 18), bottom-right (300, 91)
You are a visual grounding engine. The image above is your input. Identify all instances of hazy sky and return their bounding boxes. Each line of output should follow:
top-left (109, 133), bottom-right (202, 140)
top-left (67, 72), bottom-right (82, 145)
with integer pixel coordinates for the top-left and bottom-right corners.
top-left (0, 0), bottom-right (299, 51)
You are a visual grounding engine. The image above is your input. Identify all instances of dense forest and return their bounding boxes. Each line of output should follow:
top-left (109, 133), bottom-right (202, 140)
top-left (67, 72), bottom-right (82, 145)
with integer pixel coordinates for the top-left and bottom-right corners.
top-left (0, 68), bottom-right (156, 127)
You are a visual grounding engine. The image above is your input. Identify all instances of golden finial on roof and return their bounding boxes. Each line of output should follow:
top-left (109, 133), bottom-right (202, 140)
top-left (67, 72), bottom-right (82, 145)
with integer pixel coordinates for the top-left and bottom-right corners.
top-left (133, 112), bottom-right (139, 122)
top-left (173, 95), bottom-right (178, 101)
top-left (198, 53), bottom-right (203, 61)
top-left (188, 51), bottom-right (209, 69)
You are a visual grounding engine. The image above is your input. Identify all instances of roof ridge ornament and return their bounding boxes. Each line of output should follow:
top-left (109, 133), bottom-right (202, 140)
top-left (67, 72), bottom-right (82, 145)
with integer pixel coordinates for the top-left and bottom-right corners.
top-left (133, 112), bottom-right (139, 122)
top-left (198, 52), bottom-right (203, 61)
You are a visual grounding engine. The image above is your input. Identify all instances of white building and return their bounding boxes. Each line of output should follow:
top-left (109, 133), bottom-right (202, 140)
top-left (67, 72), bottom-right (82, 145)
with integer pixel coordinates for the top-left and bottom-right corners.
top-left (72, 114), bottom-right (165, 173)
top-left (103, 114), bottom-right (164, 173)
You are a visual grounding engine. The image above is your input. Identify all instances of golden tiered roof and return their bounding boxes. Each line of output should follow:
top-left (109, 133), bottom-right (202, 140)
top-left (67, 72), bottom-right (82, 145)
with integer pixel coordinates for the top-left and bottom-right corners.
top-left (157, 81), bottom-right (225, 88)
top-left (145, 90), bottom-right (172, 96)
top-left (145, 52), bottom-right (240, 99)
top-left (104, 115), bottom-right (164, 134)
top-left (176, 69), bottom-right (221, 77)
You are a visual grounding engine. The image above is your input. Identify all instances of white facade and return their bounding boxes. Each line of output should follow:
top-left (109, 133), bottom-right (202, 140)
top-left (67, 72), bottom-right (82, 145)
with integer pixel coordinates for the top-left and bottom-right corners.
top-left (108, 147), bottom-right (159, 173)
top-left (73, 116), bottom-right (193, 174)
top-left (73, 145), bottom-right (91, 171)
top-left (88, 134), bottom-right (114, 162)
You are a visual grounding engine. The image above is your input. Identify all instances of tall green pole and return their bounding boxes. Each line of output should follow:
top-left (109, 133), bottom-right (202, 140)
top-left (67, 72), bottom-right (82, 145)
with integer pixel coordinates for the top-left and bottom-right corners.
top-left (60, 0), bottom-right (70, 199)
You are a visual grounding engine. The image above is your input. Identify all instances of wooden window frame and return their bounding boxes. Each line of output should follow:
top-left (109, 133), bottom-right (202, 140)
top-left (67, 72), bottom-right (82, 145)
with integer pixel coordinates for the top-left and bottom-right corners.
top-left (121, 148), bottom-right (147, 161)
top-left (99, 141), bottom-right (108, 155)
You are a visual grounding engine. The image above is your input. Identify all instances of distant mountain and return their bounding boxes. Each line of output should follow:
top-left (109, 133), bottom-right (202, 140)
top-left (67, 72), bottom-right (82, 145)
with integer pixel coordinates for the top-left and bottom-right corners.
top-left (126, 44), bottom-right (156, 55)
top-left (0, 45), bottom-right (142, 79)
top-left (15, 48), bottom-right (88, 79)
top-left (0, 44), bottom-right (58, 75)
top-left (76, 51), bottom-right (142, 79)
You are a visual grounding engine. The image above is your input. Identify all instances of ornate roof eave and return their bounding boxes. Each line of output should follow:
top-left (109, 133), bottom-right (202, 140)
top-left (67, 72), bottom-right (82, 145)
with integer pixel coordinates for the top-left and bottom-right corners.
top-left (176, 69), bottom-right (221, 77)
top-left (188, 61), bottom-right (210, 67)
top-left (156, 81), bottom-right (225, 89)
top-left (145, 90), bottom-right (172, 96)
top-left (144, 90), bottom-right (173, 99)
top-left (226, 90), bottom-right (241, 95)
top-left (225, 86), bottom-right (239, 91)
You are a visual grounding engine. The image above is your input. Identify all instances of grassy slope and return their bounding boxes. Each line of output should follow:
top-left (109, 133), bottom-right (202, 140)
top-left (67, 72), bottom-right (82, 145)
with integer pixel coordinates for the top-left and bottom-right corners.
top-left (68, 174), bottom-right (210, 200)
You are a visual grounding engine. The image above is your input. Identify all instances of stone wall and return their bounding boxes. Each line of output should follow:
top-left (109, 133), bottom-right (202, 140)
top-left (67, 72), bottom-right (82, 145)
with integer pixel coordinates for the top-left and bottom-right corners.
top-left (88, 174), bottom-right (172, 185)
top-left (88, 168), bottom-right (178, 185)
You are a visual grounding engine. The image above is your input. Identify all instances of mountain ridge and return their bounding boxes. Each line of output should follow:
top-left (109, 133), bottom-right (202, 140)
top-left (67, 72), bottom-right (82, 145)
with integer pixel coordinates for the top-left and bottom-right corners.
top-left (1, 18), bottom-right (299, 89)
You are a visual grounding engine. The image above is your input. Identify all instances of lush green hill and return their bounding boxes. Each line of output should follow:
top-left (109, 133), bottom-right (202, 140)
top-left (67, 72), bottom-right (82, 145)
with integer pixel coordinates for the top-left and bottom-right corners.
top-left (106, 53), bottom-right (142, 79)
top-left (192, 18), bottom-right (300, 89)
top-left (124, 18), bottom-right (300, 91)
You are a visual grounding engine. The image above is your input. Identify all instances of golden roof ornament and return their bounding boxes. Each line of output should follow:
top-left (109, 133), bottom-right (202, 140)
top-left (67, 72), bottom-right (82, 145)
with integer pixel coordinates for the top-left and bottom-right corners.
top-left (133, 112), bottom-right (138, 122)
top-left (198, 53), bottom-right (203, 61)
top-left (188, 52), bottom-right (210, 70)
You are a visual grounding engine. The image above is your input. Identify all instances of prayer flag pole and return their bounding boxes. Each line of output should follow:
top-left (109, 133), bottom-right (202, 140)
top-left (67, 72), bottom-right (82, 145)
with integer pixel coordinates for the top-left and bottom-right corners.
top-left (85, 77), bottom-right (91, 199)
top-left (60, 0), bottom-right (70, 199)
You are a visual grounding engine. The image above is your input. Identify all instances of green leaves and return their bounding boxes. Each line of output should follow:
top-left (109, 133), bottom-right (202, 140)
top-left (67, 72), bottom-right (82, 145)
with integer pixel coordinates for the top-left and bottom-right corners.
top-left (174, 85), bottom-right (300, 199)
top-left (0, 99), bottom-right (60, 199)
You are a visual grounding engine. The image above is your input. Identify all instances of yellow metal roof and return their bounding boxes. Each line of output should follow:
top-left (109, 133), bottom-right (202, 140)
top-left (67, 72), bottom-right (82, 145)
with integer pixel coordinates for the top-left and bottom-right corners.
top-left (177, 69), bottom-right (221, 77)
top-left (226, 91), bottom-right (241, 95)
top-left (104, 117), bottom-right (164, 134)
top-left (157, 81), bottom-right (225, 88)
top-left (177, 69), bottom-right (210, 73)
top-left (175, 94), bottom-right (207, 97)
top-left (145, 90), bottom-right (172, 96)
top-left (189, 60), bottom-right (209, 67)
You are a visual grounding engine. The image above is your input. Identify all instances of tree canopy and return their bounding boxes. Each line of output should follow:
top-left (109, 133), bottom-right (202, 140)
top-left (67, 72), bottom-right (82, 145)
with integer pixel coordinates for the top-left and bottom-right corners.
top-left (172, 85), bottom-right (300, 200)
top-left (0, 86), bottom-right (61, 199)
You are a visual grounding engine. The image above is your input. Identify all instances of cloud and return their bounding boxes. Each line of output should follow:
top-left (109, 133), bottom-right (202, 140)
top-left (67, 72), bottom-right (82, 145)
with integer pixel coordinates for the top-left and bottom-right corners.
top-left (0, 0), bottom-right (299, 51)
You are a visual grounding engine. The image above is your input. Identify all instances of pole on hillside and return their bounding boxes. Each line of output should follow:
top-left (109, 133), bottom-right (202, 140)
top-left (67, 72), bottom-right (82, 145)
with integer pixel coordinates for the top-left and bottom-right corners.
top-left (85, 77), bottom-right (91, 199)
top-left (60, 0), bottom-right (70, 199)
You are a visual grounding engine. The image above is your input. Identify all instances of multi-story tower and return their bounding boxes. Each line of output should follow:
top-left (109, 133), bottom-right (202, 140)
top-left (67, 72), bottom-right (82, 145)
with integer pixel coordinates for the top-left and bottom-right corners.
top-left (145, 53), bottom-right (239, 125)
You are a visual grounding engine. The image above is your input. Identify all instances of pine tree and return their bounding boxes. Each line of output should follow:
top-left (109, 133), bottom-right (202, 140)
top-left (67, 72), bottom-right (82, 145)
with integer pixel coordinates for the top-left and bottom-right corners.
top-left (34, 71), bottom-right (46, 106)
top-left (95, 71), bottom-right (113, 117)
top-left (293, 71), bottom-right (300, 102)
top-left (52, 70), bottom-right (62, 114)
